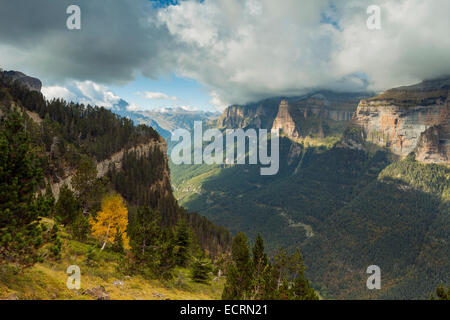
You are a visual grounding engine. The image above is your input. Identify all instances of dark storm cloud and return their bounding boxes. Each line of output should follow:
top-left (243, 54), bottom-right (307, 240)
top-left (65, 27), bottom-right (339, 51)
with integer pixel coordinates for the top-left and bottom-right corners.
top-left (0, 0), bottom-right (175, 84)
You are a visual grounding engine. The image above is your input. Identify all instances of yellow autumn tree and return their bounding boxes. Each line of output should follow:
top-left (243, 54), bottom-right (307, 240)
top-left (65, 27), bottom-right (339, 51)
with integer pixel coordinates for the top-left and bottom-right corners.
top-left (90, 194), bottom-right (130, 251)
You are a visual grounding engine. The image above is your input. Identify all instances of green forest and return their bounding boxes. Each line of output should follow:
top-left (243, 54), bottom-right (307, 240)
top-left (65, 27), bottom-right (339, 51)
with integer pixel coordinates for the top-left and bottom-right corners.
top-left (172, 131), bottom-right (449, 299)
top-left (0, 73), bottom-right (318, 300)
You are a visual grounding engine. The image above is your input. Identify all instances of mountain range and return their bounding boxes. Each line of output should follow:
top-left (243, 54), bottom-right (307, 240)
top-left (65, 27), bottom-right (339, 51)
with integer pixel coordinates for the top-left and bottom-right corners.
top-left (110, 99), bottom-right (220, 142)
top-left (170, 78), bottom-right (449, 299)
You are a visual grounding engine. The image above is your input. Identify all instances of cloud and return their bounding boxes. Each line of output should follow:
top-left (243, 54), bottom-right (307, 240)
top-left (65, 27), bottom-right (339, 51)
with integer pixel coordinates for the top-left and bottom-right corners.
top-left (0, 0), bottom-right (175, 84)
top-left (42, 81), bottom-right (122, 109)
top-left (2, 0), bottom-right (450, 106)
top-left (157, 0), bottom-right (450, 103)
top-left (138, 91), bottom-right (177, 100)
top-left (126, 103), bottom-right (142, 112)
top-left (153, 106), bottom-right (200, 113)
top-left (331, 0), bottom-right (450, 90)
top-left (42, 85), bottom-right (77, 102)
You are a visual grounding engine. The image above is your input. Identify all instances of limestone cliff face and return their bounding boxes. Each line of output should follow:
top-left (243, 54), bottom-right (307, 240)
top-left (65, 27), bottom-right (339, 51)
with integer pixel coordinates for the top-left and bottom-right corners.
top-left (270, 92), bottom-right (367, 139)
top-left (49, 137), bottom-right (170, 199)
top-left (218, 92), bottom-right (370, 135)
top-left (342, 77), bottom-right (450, 163)
top-left (217, 101), bottom-right (278, 129)
top-left (272, 100), bottom-right (300, 138)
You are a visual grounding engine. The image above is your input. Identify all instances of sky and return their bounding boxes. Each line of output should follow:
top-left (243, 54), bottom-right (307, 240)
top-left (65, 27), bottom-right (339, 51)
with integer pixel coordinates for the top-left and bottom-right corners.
top-left (1, 0), bottom-right (449, 112)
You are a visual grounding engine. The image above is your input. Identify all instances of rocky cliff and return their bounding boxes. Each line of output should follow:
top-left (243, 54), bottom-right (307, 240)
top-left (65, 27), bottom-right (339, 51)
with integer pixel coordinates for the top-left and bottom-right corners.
top-left (1, 70), bottom-right (42, 92)
top-left (218, 92), bottom-right (371, 141)
top-left (217, 98), bottom-right (280, 129)
top-left (272, 100), bottom-right (300, 138)
top-left (49, 137), bottom-right (170, 199)
top-left (341, 77), bottom-right (450, 163)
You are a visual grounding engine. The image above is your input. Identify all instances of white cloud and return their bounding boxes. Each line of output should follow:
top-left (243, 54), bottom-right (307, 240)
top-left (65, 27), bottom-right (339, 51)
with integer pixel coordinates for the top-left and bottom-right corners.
top-left (331, 0), bottom-right (450, 91)
top-left (42, 80), bottom-right (122, 109)
top-left (158, 0), bottom-right (450, 104)
top-left (209, 91), bottom-right (228, 111)
top-left (3, 0), bottom-right (450, 107)
top-left (126, 103), bottom-right (142, 112)
top-left (152, 106), bottom-right (200, 113)
top-left (138, 91), bottom-right (177, 100)
top-left (42, 85), bottom-right (77, 102)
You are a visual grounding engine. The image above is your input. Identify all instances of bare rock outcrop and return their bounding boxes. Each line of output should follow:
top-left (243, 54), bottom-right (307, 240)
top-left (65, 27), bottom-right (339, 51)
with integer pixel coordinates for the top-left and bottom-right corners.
top-left (272, 100), bottom-right (300, 138)
top-left (48, 138), bottom-right (169, 199)
top-left (341, 77), bottom-right (450, 163)
top-left (1, 70), bottom-right (42, 92)
top-left (82, 286), bottom-right (110, 300)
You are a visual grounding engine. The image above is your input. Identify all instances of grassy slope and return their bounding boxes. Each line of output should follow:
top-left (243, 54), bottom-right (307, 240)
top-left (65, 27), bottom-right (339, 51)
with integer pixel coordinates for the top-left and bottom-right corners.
top-left (0, 225), bottom-right (224, 300)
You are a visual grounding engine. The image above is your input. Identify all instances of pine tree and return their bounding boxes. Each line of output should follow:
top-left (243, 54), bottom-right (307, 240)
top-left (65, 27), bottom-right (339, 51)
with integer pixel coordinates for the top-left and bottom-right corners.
top-left (128, 207), bottom-right (161, 264)
top-left (0, 111), bottom-right (45, 268)
top-left (71, 157), bottom-right (99, 214)
top-left (54, 184), bottom-right (79, 225)
top-left (174, 218), bottom-right (191, 267)
top-left (272, 247), bottom-right (290, 297)
top-left (36, 184), bottom-right (55, 218)
top-left (222, 232), bottom-right (253, 300)
top-left (47, 224), bottom-right (62, 261)
top-left (71, 214), bottom-right (90, 241)
top-left (251, 233), bottom-right (268, 299)
top-left (191, 256), bottom-right (213, 283)
top-left (289, 249), bottom-right (318, 300)
top-left (157, 228), bottom-right (176, 280)
top-left (112, 227), bottom-right (125, 254)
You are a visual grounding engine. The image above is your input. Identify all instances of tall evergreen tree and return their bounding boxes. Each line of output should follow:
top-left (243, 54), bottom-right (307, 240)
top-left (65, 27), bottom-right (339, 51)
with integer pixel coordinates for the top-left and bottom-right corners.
top-left (0, 111), bottom-right (46, 268)
top-left (251, 233), bottom-right (268, 299)
top-left (71, 157), bottom-right (99, 214)
top-left (54, 184), bottom-right (80, 225)
top-left (174, 218), bottom-right (191, 267)
top-left (128, 207), bottom-right (161, 264)
top-left (157, 228), bottom-right (176, 280)
top-left (289, 249), bottom-right (318, 300)
top-left (222, 232), bottom-right (253, 300)
top-left (191, 256), bottom-right (213, 283)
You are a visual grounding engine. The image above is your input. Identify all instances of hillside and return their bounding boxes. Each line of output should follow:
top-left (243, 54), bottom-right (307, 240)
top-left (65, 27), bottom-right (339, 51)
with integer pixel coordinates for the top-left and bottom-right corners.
top-left (304, 155), bottom-right (449, 299)
top-left (0, 219), bottom-right (224, 300)
top-left (0, 70), bottom-right (234, 300)
top-left (0, 70), bottom-right (231, 256)
top-left (1, 70), bottom-right (319, 302)
top-left (0, 220), bottom-right (224, 300)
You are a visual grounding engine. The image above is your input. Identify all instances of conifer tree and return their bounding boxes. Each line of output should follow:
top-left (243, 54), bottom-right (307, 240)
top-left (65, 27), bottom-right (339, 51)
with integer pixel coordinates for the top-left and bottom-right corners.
top-left (128, 207), bottom-right (161, 264)
top-left (289, 249), bottom-right (318, 300)
top-left (174, 218), bottom-right (191, 267)
top-left (112, 227), bottom-right (125, 254)
top-left (72, 157), bottom-right (99, 214)
top-left (157, 228), bottom-right (176, 280)
top-left (251, 233), bottom-right (268, 299)
top-left (71, 214), bottom-right (90, 241)
top-left (54, 184), bottom-right (79, 225)
top-left (36, 184), bottom-right (55, 218)
top-left (0, 111), bottom-right (45, 268)
top-left (47, 224), bottom-right (62, 261)
top-left (191, 256), bottom-right (213, 283)
top-left (222, 232), bottom-right (253, 300)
